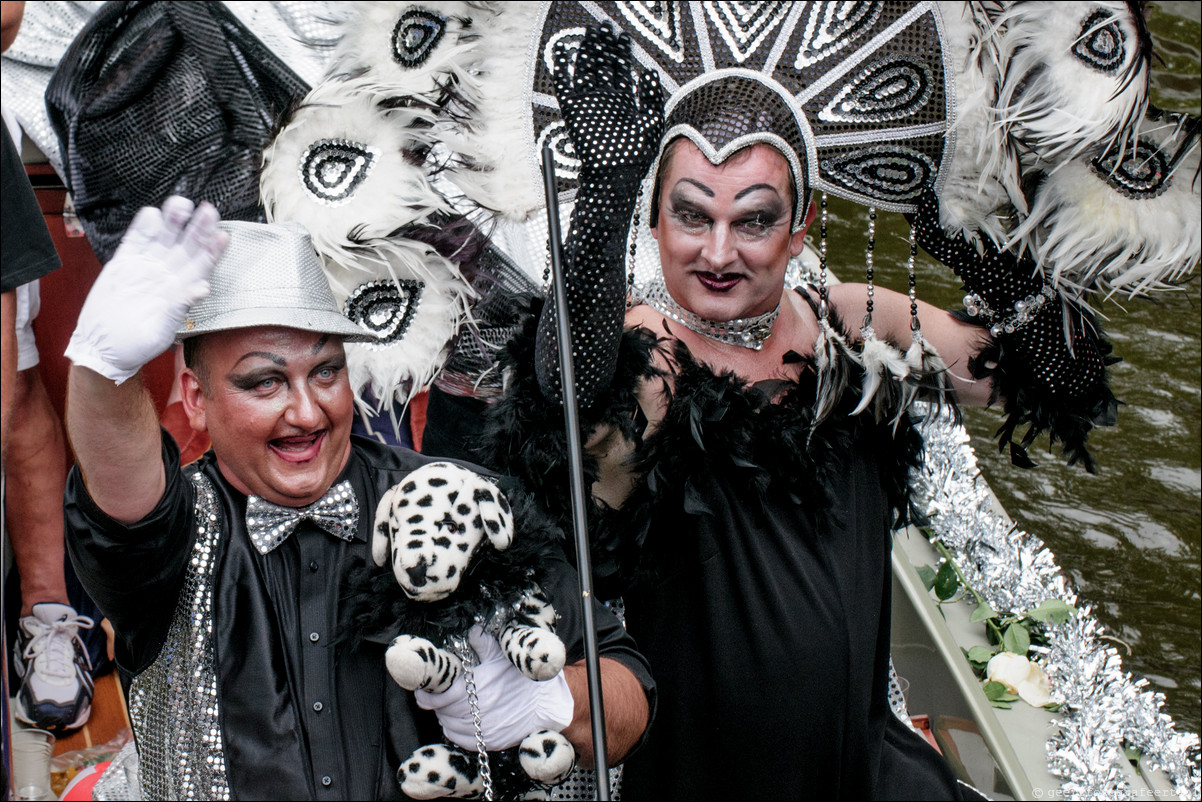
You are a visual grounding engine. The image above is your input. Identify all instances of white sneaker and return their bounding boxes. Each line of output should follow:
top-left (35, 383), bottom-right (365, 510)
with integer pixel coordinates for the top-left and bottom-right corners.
top-left (13, 602), bottom-right (96, 732)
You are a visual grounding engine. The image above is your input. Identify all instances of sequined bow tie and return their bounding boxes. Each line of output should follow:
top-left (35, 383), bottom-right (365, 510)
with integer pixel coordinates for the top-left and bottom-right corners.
top-left (245, 480), bottom-right (359, 555)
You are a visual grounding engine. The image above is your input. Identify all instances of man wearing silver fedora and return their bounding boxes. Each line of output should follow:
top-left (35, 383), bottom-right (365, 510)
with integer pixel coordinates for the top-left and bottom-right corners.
top-left (60, 197), bottom-right (652, 799)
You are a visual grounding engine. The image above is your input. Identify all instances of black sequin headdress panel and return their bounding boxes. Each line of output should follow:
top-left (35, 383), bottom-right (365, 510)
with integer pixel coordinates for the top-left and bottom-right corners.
top-left (653, 71), bottom-right (813, 231)
top-left (527, 1), bottom-right (956, 216)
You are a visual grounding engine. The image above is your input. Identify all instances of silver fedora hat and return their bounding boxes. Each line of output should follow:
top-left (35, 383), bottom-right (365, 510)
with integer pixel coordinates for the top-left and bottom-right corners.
top-left (177, 220), bottom-right (378, 342)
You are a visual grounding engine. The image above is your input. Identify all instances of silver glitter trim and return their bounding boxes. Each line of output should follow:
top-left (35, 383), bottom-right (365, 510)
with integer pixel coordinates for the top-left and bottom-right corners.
top-left (127, 473), bottom-right (230, 800)
top-left (641, 276), bottom-right (780, 350)
top-left (911, 404), bottom-right (1201, 800)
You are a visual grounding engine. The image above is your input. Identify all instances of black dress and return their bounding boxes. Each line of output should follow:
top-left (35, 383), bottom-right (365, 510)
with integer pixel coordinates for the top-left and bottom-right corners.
top-left (485, 299), bottom-right (975, 800)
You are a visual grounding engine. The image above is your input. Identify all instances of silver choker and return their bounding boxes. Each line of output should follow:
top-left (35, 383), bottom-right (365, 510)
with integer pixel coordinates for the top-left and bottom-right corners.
top-left (641, 278), bottom-right (780, 350)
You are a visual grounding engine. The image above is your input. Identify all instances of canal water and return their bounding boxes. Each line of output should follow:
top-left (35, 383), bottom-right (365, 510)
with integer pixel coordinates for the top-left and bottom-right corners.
top-left (823, 1), bottom-right (1201, 735)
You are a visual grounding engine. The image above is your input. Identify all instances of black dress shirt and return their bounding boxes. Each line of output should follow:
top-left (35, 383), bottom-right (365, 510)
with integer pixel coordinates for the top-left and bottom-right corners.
top-left (66, 432), bottom-right (653, 800)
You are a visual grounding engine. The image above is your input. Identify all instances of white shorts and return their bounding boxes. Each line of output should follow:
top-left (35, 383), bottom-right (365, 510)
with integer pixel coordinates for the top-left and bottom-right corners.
top-left (14, 279), bottom-right (41, 372)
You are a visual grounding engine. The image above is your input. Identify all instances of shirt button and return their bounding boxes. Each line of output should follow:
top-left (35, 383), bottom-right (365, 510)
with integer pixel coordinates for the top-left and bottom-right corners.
top-left (313, 701), bottom-right (323, 712)
top-left (309, 632), bottom-right (320, 642)
top-left (309, 560), bottom-right (319, 572)
top-left (321, 776), bottom-right (332, 787)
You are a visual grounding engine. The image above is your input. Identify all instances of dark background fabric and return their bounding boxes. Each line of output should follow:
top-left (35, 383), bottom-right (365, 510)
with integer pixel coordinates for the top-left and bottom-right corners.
top-left (45, 0), bottom-right (309, 263)
top-left (1, 129), bottom-right (60, 291)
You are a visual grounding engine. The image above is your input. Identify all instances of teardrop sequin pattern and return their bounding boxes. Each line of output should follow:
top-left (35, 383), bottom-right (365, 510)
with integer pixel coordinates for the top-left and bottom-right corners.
top-left (1091, 140), bottom-right (1172, 199)
top-left (1072, 10), bottom-right (1127, 75)
top-left (392, 8), bottom-right (446, 67)
top-left (298, 139), bottom-right (378, 206)
top-left (344, 279), bottom-right (424, 349)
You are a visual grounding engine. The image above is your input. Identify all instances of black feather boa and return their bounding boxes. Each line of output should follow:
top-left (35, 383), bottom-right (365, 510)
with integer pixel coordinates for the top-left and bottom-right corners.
top-left (483, 299), bottom-right (924, 598)
top-left (953, 310), bottom-right (1121, 473)
top-left (341, 477), bottom-right (565, 647)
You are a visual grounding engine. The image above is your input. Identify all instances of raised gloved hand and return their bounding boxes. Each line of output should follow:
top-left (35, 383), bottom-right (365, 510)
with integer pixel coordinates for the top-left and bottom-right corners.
top-left (553, 22), bottom-right (663, 187)
top-left (908, 187), bottom-right (1117, 471)
top-left (535, 24), bottom-right (664, 408)
top-left (414, 625), bottom-right (573, 752)
top-left (66, 196), bottom-right (226, 384)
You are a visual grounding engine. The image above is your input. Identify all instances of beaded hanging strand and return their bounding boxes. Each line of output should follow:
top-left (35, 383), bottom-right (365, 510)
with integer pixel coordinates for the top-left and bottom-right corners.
top-left (813, 191), bottom-right (859, 425)
top-left (851, 206), bottom-right (910, 418)
top-left (627, 183), bottom-right (643, 308)
top-left (907, 223), bottom-right (921, 341)
top-left (817, 193), bottom-right (830, 321)
top-left (861, 207), bottom-right (877, 339)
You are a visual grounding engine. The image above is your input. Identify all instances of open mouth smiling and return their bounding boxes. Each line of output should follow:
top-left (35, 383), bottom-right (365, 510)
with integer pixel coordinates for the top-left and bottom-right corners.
top-left (270, 431), bottom-right (326, 463)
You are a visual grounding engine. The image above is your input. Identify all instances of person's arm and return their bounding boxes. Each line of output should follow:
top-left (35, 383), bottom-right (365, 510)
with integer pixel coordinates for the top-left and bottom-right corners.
top-left (67, 368), bottom-right (166, 523)
top-left (1, 290), bottom-right (15, 455)
top-left (561, 657), bottom-right (649, 767)
top-left (1, 1), bottom-right (25, 53)
top-left (64, 197), bottom-right (224, 521)
top-left (826, 282), bottom-right (994, 407)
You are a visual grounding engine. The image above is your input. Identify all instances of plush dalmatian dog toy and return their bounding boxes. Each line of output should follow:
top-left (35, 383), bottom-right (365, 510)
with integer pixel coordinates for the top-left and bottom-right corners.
top-left (371, 461), bottom-right (577, 799)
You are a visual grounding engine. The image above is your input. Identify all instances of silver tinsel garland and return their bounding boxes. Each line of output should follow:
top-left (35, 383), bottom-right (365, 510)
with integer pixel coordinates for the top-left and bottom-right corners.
top-left (910, 403), bottom-right (1201, 800)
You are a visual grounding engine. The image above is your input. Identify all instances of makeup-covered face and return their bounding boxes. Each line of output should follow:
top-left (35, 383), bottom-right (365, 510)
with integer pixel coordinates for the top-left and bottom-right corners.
top-left (653, 140), bottom-right (806, 322)
top-left (180, 326), bottom-right (354, 507)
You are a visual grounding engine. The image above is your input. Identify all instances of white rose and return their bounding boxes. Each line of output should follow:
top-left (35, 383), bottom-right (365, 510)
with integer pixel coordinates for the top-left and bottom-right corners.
top-left (986, 651), bottom-right (1053, 708)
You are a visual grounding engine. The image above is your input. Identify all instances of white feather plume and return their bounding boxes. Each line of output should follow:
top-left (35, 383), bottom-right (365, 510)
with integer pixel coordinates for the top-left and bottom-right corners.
top-left (992, 2), bottom-right (1149, 170)
top-left (329, 2), bottom-right (543, 220)
top-left (852, 333), bottom-right (911, 419)
top-left (322, 240), bottom-right (475, 408)
top-left (1005, 124), bottom-right (1200, 300)
top-left (260, 80), bottom-right (452, 266)
top-left (813, 319), bottom-right (860, 426)
top-left (936, 0), bottom-right (1020, 244)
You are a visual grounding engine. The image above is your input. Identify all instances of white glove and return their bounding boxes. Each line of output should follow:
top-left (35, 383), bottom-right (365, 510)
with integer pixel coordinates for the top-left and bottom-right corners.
top-left (66, 196), bottom-right (226, 384)
top-left (415, 625), bottom-right (574, 752)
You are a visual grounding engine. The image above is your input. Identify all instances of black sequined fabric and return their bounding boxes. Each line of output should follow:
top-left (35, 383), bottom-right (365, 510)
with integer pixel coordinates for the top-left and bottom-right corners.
top-left (650, 74), bottom-right (812, 229)
top-left (45, 2), bottom-right (308, 262)
top-left (910, 189), bottom-right (1119, 471)
top-left (531, 2), bottom-right (951, 215)
top-left (534, 24), bottom-right (664, 408)
top-left (437, 244), bottom-right (544, 399)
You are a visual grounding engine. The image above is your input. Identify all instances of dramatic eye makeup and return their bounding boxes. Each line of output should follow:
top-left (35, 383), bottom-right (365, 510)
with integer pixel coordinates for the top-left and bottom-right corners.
top-left (230, 368), bottom-right (285, 392)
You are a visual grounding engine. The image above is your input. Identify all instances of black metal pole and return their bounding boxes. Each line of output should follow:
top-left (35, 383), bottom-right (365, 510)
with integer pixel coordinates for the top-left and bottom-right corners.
top-left (540, 144), bottom-right (610, 799)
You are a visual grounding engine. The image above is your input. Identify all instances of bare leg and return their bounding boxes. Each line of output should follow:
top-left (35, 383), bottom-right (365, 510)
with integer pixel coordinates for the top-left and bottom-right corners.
top-left (5, 366), bottom-right (69, 615)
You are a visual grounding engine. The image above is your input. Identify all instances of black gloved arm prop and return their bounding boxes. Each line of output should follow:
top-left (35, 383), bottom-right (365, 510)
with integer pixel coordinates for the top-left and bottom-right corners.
top-left (535, 24), bottom-right (664, 409)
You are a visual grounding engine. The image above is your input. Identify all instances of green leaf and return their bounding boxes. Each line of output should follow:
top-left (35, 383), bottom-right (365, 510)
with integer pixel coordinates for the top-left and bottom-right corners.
top-left (934, 561), bottom-right (959, 601)
top-left (989, 699), bottom-right (1014, 709)
top-left (966, 645), bottom-right (995, 668)
top-left (1026, 598), bottom-right (1074, 625)
top-left (1002, 623), bottom-right (1031, 655)
top-left (1043, 702), bottom-right (1063, 713)
top-left (982, 681), bottom-right (1016, 701)
top-left (917, 564), bottom-right (937, 592)
top-left (1125, 745), bottom-right (1142, 764)
top-left (970, 602), bottom-right (998, 623)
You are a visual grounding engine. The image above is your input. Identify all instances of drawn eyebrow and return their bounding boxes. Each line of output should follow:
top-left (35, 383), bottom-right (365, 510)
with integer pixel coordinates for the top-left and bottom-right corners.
top-left (233, 351), bottom-right (285, 368)
top-left (311, 334), bottom-right (332, 354)
top-left (735, 183), bottom-right (782, 201)
top-left (673, 178), bottom-right (714, 197)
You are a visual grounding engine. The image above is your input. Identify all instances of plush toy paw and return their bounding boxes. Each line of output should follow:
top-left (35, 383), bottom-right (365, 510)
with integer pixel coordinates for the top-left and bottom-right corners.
top-left (501, 586), bottom-right (566, 681)
top-left (517, 730), bottom-right (576, 787)
top-left (399, 735), bottom-right (576, 801)
top-left (373, 462), bottom-right (514, 602)
top-left (399, 743), bottom-right (484, 799)
top-left (386, 634), bottom-right (463, 693)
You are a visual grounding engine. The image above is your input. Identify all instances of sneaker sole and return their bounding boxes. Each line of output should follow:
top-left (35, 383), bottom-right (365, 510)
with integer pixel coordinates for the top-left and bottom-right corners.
top-left (14, 690), bottom-right (93, 732)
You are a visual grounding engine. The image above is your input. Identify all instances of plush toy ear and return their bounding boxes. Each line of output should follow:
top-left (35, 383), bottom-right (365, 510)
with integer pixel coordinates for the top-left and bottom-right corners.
top-left (372, 483), bottom-right (401, 567)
